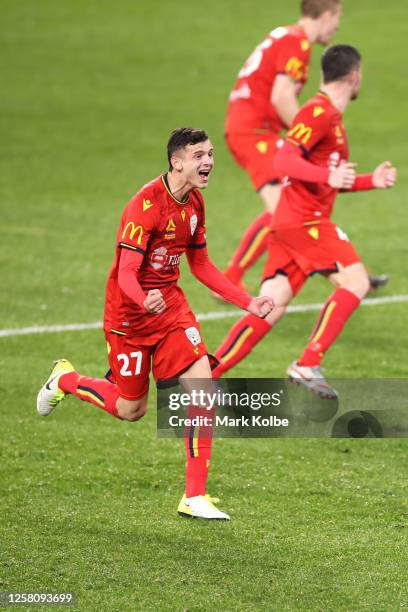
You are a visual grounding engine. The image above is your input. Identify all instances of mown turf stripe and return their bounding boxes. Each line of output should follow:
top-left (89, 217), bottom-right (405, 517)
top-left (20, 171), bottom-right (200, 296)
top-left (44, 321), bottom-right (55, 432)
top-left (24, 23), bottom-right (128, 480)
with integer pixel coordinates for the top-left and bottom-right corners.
top-left (1, 294), bottom-right (408, 338)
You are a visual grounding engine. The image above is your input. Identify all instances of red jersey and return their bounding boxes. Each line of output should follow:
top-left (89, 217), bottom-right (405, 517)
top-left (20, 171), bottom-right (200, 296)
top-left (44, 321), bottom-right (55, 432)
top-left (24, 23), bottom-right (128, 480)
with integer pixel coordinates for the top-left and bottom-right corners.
top-left (273, 91), bottom-right (349, 228)
top-left (104, 174), bottom-right (206, 338)
top-left (225, 25), bottom-right (311, 134)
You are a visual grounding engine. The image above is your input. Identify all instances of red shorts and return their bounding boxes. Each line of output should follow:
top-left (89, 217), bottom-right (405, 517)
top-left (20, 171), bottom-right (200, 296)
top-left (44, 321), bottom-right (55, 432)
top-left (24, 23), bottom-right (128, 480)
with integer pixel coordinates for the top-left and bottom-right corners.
top-left (225, 131), bottom-right (283, 191)
top-left (105, 311), bottom-right (207, 401)
top-left (262, 221), bottom-right (361, 295)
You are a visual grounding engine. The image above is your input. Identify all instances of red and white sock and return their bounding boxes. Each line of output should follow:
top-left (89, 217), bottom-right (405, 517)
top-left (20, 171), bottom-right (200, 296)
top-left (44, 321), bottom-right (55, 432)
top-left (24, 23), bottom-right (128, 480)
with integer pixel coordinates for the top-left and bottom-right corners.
top-left (59, 372), bottom-right (122, 419)
top-left (213, 313), bottom-right (272, 377)
top-left (226, 211), bottom-right (272, 282)
top-left (298, 288), bottom-right (361, 367)
top-left (184, 406), bottom-right (214, 497)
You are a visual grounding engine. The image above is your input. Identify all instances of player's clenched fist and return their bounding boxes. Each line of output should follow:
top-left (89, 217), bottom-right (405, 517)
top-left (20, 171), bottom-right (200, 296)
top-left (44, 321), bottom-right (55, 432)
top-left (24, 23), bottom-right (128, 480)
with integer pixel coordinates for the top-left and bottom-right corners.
top-left (247, 296), bottom-right (274, 318)
top-left (372, 161), bottom-right (397, 189)
top-left (328, 161), bottom-right (357, 189)
top-left (144, 289), bottom-right (166, 314)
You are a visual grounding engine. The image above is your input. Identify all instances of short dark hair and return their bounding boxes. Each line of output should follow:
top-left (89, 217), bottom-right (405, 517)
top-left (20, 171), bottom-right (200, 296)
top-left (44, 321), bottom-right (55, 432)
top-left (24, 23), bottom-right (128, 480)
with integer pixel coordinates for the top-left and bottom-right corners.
top-left (301, 0), bottom-right (341, 18)
top-left (322, 44), bottom-right (361, 83)
top-left (167, 127), bottom-right (209, 170)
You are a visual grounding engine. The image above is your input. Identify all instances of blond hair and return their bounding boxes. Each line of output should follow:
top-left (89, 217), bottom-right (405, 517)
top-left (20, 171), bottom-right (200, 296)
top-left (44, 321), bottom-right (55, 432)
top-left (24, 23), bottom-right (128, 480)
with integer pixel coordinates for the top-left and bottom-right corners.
top-left (301, 0), bottom-right (341, 18)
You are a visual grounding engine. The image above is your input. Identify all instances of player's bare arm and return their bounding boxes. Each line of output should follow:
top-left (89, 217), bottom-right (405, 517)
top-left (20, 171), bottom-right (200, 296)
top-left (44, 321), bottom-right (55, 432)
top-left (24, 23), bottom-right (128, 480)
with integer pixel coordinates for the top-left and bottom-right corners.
top-left (271, 74), bottom-right (301, 128)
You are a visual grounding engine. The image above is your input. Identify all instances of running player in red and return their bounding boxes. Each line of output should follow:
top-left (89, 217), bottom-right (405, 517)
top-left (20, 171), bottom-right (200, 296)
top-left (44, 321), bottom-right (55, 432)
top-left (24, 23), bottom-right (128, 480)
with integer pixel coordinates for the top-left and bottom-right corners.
top-left (36, 128), bottom-right (273, 520)
top-left (213, 46), bottom-right (397, 398)
top-left (222, 0), bottom-right (387, 293)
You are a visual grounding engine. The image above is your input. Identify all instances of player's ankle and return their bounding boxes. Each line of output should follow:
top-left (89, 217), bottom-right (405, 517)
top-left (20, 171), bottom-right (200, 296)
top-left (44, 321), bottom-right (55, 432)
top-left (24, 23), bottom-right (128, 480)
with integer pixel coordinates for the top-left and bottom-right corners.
top-left (58, 371), bottom-right (80, 394)
top-left (297, 349), bottom-right (322, 368)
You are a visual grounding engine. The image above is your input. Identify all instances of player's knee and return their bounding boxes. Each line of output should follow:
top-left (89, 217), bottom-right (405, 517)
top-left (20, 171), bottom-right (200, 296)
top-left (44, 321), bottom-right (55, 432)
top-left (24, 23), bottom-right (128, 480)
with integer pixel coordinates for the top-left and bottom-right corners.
top-left (264, 304), bottom-right (286, 326)
top-left (125, 407), bottom-right (147, 422)
top-left (117, 399), bottom-right (147, 422)
top-left (359, 275), bottom-right (371, 298)
top-left (343, 275), bottom-right (370, 299)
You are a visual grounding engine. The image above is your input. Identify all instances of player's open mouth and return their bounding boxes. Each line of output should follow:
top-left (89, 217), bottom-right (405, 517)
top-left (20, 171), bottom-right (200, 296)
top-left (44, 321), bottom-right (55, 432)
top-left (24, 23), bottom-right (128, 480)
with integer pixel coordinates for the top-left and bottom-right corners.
top-left (198, 170), bottom-right (211, 182)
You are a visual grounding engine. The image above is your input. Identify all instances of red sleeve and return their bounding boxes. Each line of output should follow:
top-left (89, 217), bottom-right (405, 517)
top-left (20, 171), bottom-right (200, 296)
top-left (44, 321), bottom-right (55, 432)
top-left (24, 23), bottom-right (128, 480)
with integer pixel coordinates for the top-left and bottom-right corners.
top-left (275, 34), bottom-right (310, 82)
top-left (274, 141), bottom-right (330, 183)
top-left (342, 174), bottom-right (375, 192)
top-left (117, 249), bottom-right (147, 309)
top-left (186, 247), bottom-right (251, 310)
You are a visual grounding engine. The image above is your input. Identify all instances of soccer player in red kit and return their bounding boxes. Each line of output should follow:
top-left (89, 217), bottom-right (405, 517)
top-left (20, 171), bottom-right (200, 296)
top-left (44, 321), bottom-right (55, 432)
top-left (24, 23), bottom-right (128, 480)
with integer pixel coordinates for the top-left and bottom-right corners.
top-left (213, 46), bottom-right (397, 398)
top-left (37, 128), bottom-right (273, 520)
top-left (222, 0), bottom-right (387, 293)
top-left (223, 0), bottom-right (340, 285)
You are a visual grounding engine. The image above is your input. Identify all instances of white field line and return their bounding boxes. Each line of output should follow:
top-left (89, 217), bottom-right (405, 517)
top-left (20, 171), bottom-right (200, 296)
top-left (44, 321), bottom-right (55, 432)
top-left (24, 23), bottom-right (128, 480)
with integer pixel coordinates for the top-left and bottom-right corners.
top-left (1, 294), bottom-right (407, 339)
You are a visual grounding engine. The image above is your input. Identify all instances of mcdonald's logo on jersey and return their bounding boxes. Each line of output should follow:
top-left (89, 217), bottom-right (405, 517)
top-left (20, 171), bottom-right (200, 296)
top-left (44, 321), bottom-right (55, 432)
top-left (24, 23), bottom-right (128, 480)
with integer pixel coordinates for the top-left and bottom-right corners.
top-left (285, 56), bottom-right (305, 80)
top-left (121, 222), bottom-right (144, 245)
top-left (287, 122), bottom-right (312, 144)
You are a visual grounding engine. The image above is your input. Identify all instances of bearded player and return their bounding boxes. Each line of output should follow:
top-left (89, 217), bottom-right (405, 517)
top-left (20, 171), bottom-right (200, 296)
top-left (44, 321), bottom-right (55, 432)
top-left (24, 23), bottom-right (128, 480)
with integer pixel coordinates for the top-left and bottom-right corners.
top-left (37, 128), bottom-right (273, 520)
top-left (213, 46), bottom-right (397, 398)
top-left (222, 0), bottom-right (388, 293)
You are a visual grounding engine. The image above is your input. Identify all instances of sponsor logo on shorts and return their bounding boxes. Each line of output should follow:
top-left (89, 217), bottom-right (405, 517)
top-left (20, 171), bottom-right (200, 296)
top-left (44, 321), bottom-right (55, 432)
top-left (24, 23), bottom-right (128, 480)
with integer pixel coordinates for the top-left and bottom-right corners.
top-left (185, 326), bottom-right (201, 347)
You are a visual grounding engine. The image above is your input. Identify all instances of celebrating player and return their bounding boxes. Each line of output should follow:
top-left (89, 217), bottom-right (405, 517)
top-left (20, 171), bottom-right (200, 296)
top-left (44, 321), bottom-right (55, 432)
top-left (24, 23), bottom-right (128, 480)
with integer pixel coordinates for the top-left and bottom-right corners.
top-left (222, 0), bottom-right (387, 292)
top-left (213, 45), bottom-right (397, 398)
top-left (37, 128), bottom-right (273, 520)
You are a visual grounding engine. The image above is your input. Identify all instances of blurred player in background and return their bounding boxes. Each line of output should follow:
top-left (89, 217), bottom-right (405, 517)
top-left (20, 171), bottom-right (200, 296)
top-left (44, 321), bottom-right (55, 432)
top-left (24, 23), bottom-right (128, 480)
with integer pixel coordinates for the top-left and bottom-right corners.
top-left (37, 128), bottom-right (273, 520)
top-left (213, 45), bottom-right (397, 398)
top-left (222, 0), bottom-right (388, 292)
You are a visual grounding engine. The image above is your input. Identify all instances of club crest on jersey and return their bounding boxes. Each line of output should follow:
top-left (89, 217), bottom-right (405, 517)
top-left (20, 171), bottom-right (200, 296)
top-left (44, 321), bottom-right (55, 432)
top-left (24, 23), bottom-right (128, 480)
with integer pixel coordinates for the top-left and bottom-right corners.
top-left (190, 214), bottom-right (198, 236)
top-left (165, 218), bottom-right (176, 240)
top-left (185, 326), bottom-right (201, 347)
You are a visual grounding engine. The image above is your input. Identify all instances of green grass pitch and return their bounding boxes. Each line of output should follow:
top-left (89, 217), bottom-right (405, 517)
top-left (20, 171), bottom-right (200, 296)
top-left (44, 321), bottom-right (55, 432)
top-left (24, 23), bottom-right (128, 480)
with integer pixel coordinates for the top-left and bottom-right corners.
top-left (1, 0), bottom-right (407, 609)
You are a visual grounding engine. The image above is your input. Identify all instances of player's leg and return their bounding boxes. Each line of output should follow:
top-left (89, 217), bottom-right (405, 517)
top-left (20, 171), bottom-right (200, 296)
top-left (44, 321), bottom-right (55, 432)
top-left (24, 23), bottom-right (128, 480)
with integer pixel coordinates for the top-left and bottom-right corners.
top-left (212, 274), bottom-right (291, 377)
top-left (37, 334), bottom-right (150, 421)
top-left (213, 241), bottom-right (305, 377)
top-left (154, 322), bottom-right (228, 519)
top-left (222, 133), bottom-right (281, 288)
top-left (178, 356), bottom-right (230, 520)
top-left (288, 226), bottom-right (368, 398)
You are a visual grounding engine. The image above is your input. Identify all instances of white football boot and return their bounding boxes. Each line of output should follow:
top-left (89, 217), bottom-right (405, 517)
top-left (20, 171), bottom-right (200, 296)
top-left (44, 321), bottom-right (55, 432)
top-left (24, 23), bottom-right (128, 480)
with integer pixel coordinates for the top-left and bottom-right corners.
top-left (178, 494), bottom-right (230, 520)
top-left (287, 361), bottom-right (338, 400)
top-left (37, 359), bottom-right (75, 416)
